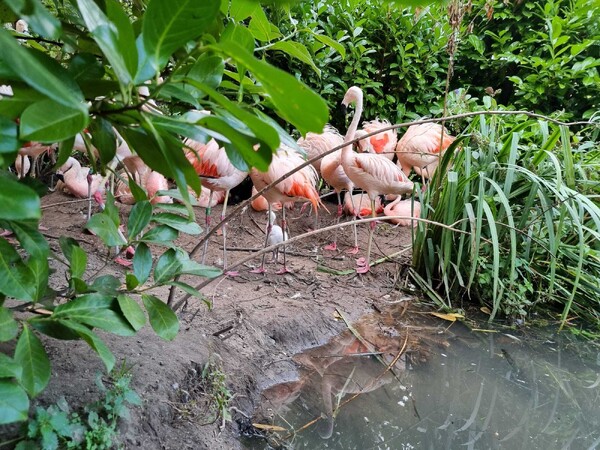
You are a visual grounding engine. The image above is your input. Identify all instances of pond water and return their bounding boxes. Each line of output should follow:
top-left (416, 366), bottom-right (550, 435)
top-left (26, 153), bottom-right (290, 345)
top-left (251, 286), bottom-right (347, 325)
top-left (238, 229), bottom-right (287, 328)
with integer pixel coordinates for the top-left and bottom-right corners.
top-left (244, 305), bottom-right (600, 449)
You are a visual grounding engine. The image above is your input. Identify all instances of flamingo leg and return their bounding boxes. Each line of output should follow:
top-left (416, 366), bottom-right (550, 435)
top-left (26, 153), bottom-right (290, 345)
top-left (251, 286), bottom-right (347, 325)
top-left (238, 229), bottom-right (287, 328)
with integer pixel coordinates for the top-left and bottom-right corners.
top-left (345, 190), bottom-right (359, 254)
top-left (356, 198), bottom-right (376, 274)
top-left (221, 190), bottom-right (238, 276)
top-left (251, 203), bottom-right (271, 274)
top-left (277, 207), bottom-right (291, 274)
top-left (324, 191), bottom-right (343, 251)
top-left (200, 190), bottom-right (214, 265)
top-left (86, 173), bottom-right (93, 221)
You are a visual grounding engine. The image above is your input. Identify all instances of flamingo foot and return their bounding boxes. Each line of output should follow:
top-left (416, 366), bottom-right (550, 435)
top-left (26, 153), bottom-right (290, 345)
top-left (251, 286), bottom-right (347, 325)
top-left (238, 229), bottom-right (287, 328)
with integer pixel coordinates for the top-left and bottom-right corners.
top-left (345, 246), bottom-right (359, 255)
top-left (225, 270), bottom-right (240, 277)
top-left (114, 257), bottom-right (133, 267)
top-left (324, 242), bottom-right (337, 251)
top-left (250, 267), bottom-right (266, 274)
top-left (356, 264), bottom-right (370, 274)
top-left (0, 229), bottom-right (13, 237)
top-left (299, 202), bottom-right (310, 215)
top-left (356, 257), bottom-right (368, 267)
top-left (276, 266), bottom-right (292, 275)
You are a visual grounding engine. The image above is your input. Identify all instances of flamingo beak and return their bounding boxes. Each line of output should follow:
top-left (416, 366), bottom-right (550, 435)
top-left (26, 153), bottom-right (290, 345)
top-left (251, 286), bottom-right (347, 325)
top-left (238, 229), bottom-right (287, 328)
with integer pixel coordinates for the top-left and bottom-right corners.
top-left (55, 173), bottom-right (65, 182)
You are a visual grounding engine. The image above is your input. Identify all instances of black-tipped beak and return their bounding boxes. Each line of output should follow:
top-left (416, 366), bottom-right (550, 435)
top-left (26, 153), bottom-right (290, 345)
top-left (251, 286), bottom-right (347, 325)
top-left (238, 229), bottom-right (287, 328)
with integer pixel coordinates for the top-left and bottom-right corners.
top-left (341, 103), bottom-right (347, 116)
top-left (55, 173), bottom-right (65, 182)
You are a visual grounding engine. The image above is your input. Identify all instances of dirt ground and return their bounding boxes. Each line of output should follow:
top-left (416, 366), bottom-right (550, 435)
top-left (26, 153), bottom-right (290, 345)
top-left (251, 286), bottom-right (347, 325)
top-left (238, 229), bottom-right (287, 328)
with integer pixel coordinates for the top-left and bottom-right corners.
top-left (4, 188), bottom-right (427, 449)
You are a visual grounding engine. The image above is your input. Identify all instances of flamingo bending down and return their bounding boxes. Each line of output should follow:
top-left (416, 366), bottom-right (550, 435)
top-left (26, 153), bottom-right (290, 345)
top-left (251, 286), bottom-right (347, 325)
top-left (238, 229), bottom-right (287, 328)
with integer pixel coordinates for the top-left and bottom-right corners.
top-left (249, 145), bottom-right (320, 274)
top-left (114, 155), bottom-right (172, 205)
top-left (297, 125), bottom-right (344, 176)
top-left (56, 157), bottom-right (105, 204)
top-left (356, 119), bottom-right (397, 160)
top-left (383, 197), bottom-right (421, 228)
top-left (395, 122), bottom-right (456, 181)
top-left (320, 149), bottom-right (358, 253)
top-left (343, 193), bottom-right (383, 218)
top-left (185, 138), bottom-right (248, 272)
top-left (340, 87), bottom-right (414, 273)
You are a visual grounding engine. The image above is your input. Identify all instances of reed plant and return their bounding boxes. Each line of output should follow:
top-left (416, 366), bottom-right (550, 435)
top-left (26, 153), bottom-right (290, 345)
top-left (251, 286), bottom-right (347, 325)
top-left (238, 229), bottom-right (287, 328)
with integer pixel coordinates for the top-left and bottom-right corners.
top-left (412, 112), bottom-right (600, 330)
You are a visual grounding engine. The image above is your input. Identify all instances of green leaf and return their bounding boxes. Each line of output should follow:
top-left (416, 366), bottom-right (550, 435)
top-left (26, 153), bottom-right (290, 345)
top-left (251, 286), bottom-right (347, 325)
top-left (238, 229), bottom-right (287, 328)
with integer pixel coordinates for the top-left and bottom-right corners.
top-left (128, 201), bottom-right (153, 238)
top-left (89, 117), bottom-right (117, 167)
top-left (142, 0), bottom-right (220, 71)
top-left (20, 99), bottom-right (88, 142)
top-left (180, 54), bottom-right (225, 100)
top-left (105, 0), bottom-right (138, 79)
top-left (70, 246), bottom-right (87, 279)
top-left (0, 174), bottom-right (40, 220)
top-left (229, 0), bottom-right (258, 21)
top-left (89, 275), bottom-right (121, 295)
top-left (168, 281), bottom-right (209, 303)
top-left (0, 381), bottom-right (28, 424)
top-left (0, 306), bottom-right (18, 342)
top-left (215, 42), bottom-right (328, 135)
top-left (58, 320), bottom-right (115, 372)
top-left (53, 293), bottom-right (136, 337)
top-left (177, 253), bottom-right (222, 278)
top-left (27, 255), bottom-right (48, 302)
top-left (117, 295), bottom-right (146, 331)
top-left (9, 222), bottom-right (49, 258)
top-left (0, 353), bottom-right (22, 379)
top-left (308, 31), bottom-right (346, 60)
top-left (133, 242), bottom-right (152, 284)
top-left (125, 273), bottom-right (139, 290)
top-left (85, 214), bottom-right (127, 247)
top-left (248, 7), bottom-right (281, 42)
top-left (76, 0), bottom-right (134, 85)
top-left (0, 237), bottom-right (35, 301)
top-left (139, 225), bottom-right (178, 244)
top-left (269, 41), bottom-right (321, 77)
top-left (29, 318), bottom-right (80, 340)
top-left (0, 29), bottom-right (86, 111)
top-left (151, 213), bottom-right (202, 235)
top-left (14, 324), bottom-right (50, 397)
top-left (142, 294), bottom-right (179, 341)
top-left (154, 248), bottom-right (182, 284)
top-left (220, 22), bottom-right (255, 53)
top-left (2, 0), bottom-right (61, 39)
top-left (0, 116), bottom-right (19, 154)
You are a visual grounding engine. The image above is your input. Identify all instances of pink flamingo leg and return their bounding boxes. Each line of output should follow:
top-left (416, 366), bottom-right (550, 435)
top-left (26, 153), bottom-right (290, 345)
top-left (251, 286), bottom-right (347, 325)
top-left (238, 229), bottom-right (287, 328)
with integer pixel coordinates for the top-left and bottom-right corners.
top-left (251, 204), bottom-right (271, 274)
top-left (324, 192), bottom-right (343, 251)
top-left (356, 198), bottom-right (376, 274)
top-left (201, 191), bottom-right (214, 265)
top-left (345, 191), bottom-right (359, 254)
top-left (277, 207), bottom-right (291, 274)
top-left (221, 191), bottom-right (239, 277)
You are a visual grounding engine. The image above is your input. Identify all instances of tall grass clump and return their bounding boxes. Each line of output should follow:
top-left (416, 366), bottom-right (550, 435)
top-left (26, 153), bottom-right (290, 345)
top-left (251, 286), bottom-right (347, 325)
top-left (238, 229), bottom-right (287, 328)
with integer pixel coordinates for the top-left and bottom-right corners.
top-left (412, 111), bottom-right (600, 330)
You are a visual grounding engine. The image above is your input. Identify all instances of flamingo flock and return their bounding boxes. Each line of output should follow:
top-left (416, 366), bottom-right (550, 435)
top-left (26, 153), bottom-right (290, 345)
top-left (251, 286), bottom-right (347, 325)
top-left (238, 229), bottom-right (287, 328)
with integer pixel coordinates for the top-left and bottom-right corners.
top-left (13, 84), bottom-right (456, 275)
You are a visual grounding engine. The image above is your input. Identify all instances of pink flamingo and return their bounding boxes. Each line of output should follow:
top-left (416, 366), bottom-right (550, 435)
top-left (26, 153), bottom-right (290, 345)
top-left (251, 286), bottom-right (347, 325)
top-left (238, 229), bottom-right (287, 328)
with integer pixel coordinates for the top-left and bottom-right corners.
top-left (343, 193), bottom-right (383, 218)
top-left (320, 150), bottom-right (358, 253)
top-left (114, 155), bottom-right (172, 205)
top-left (356, 119), bottom-right (397, 160)
top-left (340, 86), bottom-right (414, 273)
top-left (184, 138), bottom-right (248, 272)
top-left (249, 145), bottom-right (320, 274)
top-left (383, 197), bottom-right (421, 228)
top-left (297, 125), bottom-right (344, 176)
top-left (395, 122), bottom-right (456, 181)
top-left (56, 157), bottom-right (105, 204)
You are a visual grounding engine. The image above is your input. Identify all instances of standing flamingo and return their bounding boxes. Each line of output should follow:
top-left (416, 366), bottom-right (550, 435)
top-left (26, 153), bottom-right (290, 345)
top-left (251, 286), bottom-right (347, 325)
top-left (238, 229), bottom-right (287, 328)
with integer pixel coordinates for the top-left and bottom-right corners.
top-left (249, 145), bottom-right (320, 274)
top-left (297, 125), bottom-right (344, 176)
top-left (356, 119), bottom-right (397, 160)
top-left (383, 197), bottom-right (421, 228)
top-left (320, 150), bottom-right (358, 253)
top-left (184, 138), bottom-right (248, 273)
top-left (340, 87), bottom-right (414, 273)
top-left (395, 122), bottom-right (456, 181)
top-left (266, 210), bottom-right (288, 263)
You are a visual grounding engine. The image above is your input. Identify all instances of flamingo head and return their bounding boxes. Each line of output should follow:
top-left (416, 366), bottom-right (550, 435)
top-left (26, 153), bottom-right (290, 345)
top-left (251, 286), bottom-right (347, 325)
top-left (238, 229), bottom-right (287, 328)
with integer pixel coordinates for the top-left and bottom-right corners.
top-left (342, 86), bottom-right (363, 109)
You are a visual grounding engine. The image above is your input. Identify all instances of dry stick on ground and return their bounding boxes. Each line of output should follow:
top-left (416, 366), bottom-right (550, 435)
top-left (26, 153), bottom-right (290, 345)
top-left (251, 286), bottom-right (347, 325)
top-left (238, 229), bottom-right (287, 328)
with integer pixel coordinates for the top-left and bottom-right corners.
top-left (167, 110), bottom-right (598, 305)
top-left (170, 215), bottom-right (472, 312)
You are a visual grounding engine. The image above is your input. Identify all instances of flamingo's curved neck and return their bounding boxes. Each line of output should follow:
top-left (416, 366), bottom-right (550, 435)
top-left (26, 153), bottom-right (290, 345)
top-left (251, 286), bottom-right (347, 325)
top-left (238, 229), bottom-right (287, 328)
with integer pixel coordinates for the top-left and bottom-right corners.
top-left (341, 90), bottom-right (363, 167)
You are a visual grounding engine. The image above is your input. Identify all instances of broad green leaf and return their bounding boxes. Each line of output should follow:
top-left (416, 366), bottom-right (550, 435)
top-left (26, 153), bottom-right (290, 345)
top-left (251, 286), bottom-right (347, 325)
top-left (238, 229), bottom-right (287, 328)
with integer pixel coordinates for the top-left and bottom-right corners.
top-left (128, 177), bottom-right (149, 203)
top-left (142, 0), bottom-right (220, 71)
top-left (229, 0), bottom-right (258, 21)
top-left (20, 99), bottom-right (88, 142)
top-left (0, 116), bottom-right (19, 154)
top-left (27, 255), bottom-right (48, 302)
top-left (128, 201), bottom-right (153, 238)
top-left (154, 248), bottom-right (183, 284)
top-left (70, 246), bottom-right (87, 279)
top-left (89, 275), bottom-right (121, 295)
top-left (139, 224), bottom-right (178, 244)
top-left (68, 53), bottom-right (105, 81)
top-left (76, 0), bottom-right (134, 85)
top-left (0, 174), bottom-right (40, 220)
top-left (0, 237), bottom-right (35, 301)
top-left (89, 117), bottom-right (117, 167)
top-left (309, 31), bottom-right (346, 60)
top-left (216, 42), bottom-right (328, 135)
top-left (58, 320), bottom-right (115, 372)
top-left (117, 295), bottom-right (146, 331)
top-left (125, 273), bottom-right (139, 290)
top-left (181, 54), bottom-right (225, 100)
top-left (29, 318), bottom-right (80, 340)
top-left (2, 0), bottom-right (61, 39)
top-left (9, 221), bottom-right (48, 258)
top-left (0, 306), bottom-right (18, 342)
top-left (151, 213), bottom-right (202, 235)
top-left (168, 281), bottom-right (210, 303)
top-left (248, 7), bottom-right (281, 42)
top-left (269, 41), bottom-right (320, 76)
top-left (53, 293), bottom-right (135, 337)
top-left (177, 253), bottom-right (222, 278)
top-left (0, 29), bottom-right (85, 111)
top-left (14, 325), bottom-right (50, 397)
top-left (103, 191), bottom-right (121, 227)
top-left (55, 135), bottom-right (75, 169)
top-left (0, 381), bottom-right (28, 424)
top-left (105, 0), bottom-right (138, 78)
top-left (85, 214), bottom-right (127, 247)
top-left (142, 294), bottom-right (179, 341)
top-left (133, 242), bottom-right (152, 284)
top-left (220, 22), bottom-right (255, 53)
top-left (0, 353), bottom-right (22, 379)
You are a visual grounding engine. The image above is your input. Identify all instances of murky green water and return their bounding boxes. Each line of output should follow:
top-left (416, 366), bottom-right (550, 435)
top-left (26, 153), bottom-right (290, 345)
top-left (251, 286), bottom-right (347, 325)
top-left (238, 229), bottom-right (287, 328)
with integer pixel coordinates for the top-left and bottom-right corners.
top-left (245, 307), bottom-right (600, 449)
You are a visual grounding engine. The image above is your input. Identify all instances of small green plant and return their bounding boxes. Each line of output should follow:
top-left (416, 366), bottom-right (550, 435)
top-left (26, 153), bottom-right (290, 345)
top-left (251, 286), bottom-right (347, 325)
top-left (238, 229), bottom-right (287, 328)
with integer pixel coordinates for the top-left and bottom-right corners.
top-left (15, 367), bottom-right (141, 450)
